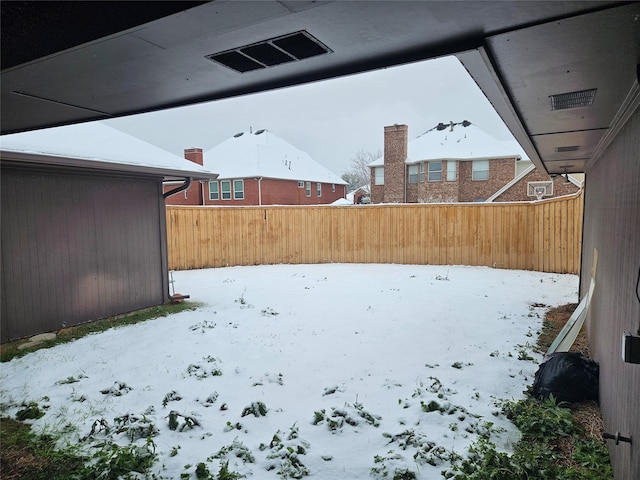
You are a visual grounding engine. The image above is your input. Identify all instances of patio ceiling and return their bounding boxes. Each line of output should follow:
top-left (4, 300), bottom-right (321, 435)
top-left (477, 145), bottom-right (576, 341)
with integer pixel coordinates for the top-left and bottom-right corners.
top-left (2, 1), bottom-right (638, 174)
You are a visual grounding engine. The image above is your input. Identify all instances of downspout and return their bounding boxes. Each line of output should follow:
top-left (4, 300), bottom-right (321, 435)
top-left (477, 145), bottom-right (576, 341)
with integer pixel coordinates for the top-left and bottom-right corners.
top-left (163, 177), bottom-right (192, 199)
top-left (162, 177), bottom-right (191, 302)
top-left (258, 177), bottom-right (263, 206)
top-left (404, 164), bottom-right (407, 203)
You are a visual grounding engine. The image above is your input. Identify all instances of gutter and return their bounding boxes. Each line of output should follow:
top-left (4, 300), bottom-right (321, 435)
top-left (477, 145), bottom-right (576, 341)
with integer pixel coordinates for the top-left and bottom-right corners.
top-left (163, 177), bottom-right (191, 199)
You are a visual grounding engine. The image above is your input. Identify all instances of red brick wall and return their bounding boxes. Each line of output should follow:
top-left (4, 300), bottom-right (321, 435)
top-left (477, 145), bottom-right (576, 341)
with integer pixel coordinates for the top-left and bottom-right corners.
top-left (458, 158), bottom-right (516, 202)
top-left (370, 180), bottom-right (384, 204)
top-left (383, 124), bottom-right (408, 203)
top-left (164, 148), bottom-right (206, 205)
top-left (203, 178), bottom-right (346, 205)
top-left (411, 161), bottom-right (460, 202)
top-left (184, 148), bottom-right (203, 166)
top-left (352, 188), bottom-right (369, 204)
top-left (404, 158), bottom-right (517, 203)
top-left (164, 181), bottom-right (204, 205)
top-left (493, 169), bottom-right (580, 202)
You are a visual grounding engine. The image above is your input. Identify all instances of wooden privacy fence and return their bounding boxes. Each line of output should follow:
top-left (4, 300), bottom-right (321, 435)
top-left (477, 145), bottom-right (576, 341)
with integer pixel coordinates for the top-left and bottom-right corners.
top-left (167, 192), bottom-right (583, 274)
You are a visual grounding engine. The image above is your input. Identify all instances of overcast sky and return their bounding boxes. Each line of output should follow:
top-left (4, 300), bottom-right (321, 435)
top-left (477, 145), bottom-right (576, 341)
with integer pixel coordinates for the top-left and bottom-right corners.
top-left (105, 55), bottom-right (512, 176)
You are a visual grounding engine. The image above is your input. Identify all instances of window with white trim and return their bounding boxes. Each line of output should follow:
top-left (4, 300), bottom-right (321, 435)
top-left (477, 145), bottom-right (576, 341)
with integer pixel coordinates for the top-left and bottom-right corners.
top-left (374, 167), bottom-right (384, 185)
top-left (408, 165), bottom-right (419, 184)
top-left (221, 180), bottom-right (231, 200)
top-left (419, 162), bottom-right (425, 182)
top-left (446, 160), bottom-right (457, 181)
top-left (298, 181), bottom-right (305, 188)
top-left (472, 160), bottom-right (489, 180)
top-left (233, 179), bottom-right (244, 200)
top-left (317, 183), bottom-right (322, 197)
top-left (209, 181), bottom-right (219, 200)
top-left (428, 161), bottom-right (442, 181)
top-left (332, 183), bottom-right (336, 192)
top-left (306, 181), bottom-right (312, 197)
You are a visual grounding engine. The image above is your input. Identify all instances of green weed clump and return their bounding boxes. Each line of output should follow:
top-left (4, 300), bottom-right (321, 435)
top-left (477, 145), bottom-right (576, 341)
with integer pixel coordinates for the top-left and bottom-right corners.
top-left (312, 402), bottom-right (381, 432)
top-left (371, 451), bottom-right (418, 479)
top-left (261, 424), bottom-right (310, 478)
top-left (1, 417), bottom-right (157, 479)
top-left (167, 411), bottom-right (201, 432)
top-left (210, 438), bottom-right (255, 464)
top-left (241, 401), bottom-right (268, 418)
top-left (15, 401), bottom-right (46, 421)
top-left (182, 460), bottom-right (244, 480)
top-left (443, 397), bottom-right (613, 480)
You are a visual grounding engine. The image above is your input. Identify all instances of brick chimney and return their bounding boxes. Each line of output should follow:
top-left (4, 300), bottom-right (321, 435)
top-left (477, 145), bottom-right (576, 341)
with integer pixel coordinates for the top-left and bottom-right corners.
top-left (383, 124), bottom-right (408, 203)
top-left (184, 148), bottom-right (203, 166)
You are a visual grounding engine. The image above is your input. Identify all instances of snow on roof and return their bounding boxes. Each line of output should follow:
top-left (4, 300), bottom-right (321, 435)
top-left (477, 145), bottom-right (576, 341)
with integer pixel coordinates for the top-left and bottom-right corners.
top-left (368, 121), bottom-right (529, 167)
top-left (204, 129), bottom-right (346, 185)
top-left (349, 184), bottom-right (371, 195)
top-left (0, 122), bottom-right (215, 178)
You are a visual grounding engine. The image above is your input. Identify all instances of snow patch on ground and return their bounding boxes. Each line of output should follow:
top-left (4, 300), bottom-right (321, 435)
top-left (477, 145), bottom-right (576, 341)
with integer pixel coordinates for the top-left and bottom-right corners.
top-left (0, 264), bottom-right (578, 479)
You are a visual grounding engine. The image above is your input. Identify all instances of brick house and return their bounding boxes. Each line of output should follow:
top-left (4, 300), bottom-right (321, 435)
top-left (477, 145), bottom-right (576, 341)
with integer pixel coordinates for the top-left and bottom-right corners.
top-left (165, 129), bottom-right (347, 206)
top-left (369, 122), bottom-right (580, 203)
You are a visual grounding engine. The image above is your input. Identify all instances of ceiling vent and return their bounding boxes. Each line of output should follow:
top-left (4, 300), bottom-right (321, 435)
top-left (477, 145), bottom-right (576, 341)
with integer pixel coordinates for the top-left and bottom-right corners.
top-left (207, 31), bottom-right (332, 73)
top-left (549, 88), bottom-right (597, 110)
top-left (556, 145), bottom-right (580, 152)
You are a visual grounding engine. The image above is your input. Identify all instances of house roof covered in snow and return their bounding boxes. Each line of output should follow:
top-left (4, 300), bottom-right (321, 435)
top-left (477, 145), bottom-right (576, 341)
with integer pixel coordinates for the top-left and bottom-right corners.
top-left (369, 121), bottom-right (529, 167)
top-left (0, 122), bottom-right (216, 180)
top-left (204, 129), bottom-right (346, 185)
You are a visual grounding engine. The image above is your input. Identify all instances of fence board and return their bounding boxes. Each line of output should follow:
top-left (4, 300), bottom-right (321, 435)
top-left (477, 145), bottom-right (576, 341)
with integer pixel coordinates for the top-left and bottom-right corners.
top-left (167, 192), bottom-right (583, 274)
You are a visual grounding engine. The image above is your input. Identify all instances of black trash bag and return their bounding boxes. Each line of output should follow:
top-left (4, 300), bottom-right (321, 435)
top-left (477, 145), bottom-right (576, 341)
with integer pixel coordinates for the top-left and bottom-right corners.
top-left (532, 352), bottom-right (599, 403)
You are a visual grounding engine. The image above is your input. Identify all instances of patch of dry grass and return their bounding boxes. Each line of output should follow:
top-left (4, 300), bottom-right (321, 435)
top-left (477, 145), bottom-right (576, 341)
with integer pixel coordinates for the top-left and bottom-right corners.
top-left (0, 301), bottom-right (201, 362)
top-left (536, 303), bottom-right (608, 466)
top-left (0, 417), bottom-right (85, 480)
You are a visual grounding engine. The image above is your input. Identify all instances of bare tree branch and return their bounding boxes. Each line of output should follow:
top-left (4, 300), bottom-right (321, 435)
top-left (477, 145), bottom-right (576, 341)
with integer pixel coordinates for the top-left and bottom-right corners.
top-left (341, 148), bottom-right (381, 191)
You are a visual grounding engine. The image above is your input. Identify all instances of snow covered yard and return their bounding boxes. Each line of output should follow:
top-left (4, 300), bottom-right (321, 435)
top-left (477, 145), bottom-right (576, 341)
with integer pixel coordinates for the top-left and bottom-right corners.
top-left (0, 264), bottom-right (578, 479)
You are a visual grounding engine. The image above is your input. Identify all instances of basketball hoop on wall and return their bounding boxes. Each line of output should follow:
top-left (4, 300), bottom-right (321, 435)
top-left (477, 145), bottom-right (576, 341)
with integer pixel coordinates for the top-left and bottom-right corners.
top-left (528, 181), bottom-right (553, 200)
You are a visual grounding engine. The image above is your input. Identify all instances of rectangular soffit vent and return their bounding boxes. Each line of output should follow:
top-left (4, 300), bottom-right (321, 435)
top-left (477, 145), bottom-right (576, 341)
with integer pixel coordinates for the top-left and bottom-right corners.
top-left (550, 88), bottom-right (597, 110)
top-left (206, 30), bottom-right (332, 73)
top-left (556, 145), bottom-right (580, 152)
